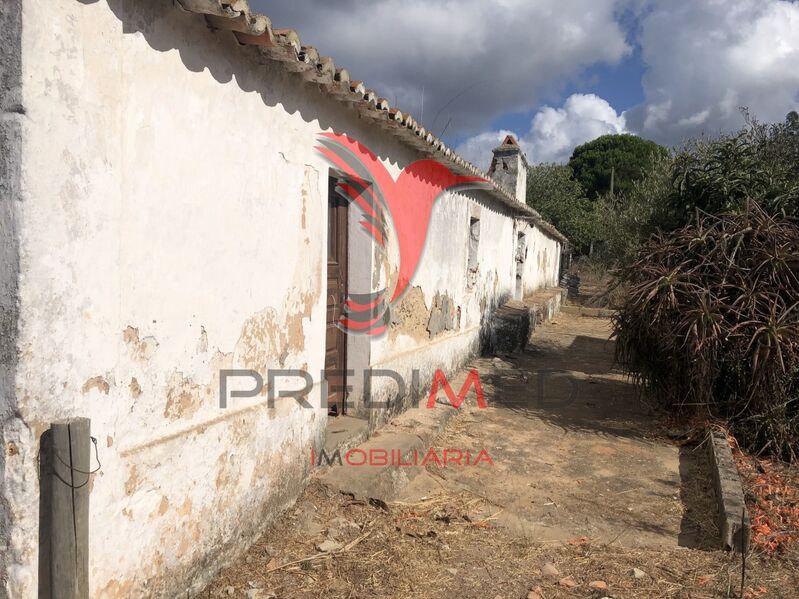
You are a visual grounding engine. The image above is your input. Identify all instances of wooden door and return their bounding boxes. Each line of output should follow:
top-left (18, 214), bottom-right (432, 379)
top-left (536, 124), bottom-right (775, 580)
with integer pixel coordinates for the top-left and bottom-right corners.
top-left (326, 177), bottom-right (348, 415)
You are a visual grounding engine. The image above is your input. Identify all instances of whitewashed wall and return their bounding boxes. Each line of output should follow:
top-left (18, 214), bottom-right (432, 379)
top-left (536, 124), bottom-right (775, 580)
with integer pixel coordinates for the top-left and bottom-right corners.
top-left (0, 1), bottom-right (561, 597)
top-left (520, 222), bottom-right (562, 296)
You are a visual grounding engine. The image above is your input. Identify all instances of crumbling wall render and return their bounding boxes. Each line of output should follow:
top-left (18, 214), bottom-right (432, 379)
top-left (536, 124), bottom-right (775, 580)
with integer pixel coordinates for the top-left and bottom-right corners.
top-left (366, 177), bottom-right (562, 421)
top-left (3, 0), bottom-right (346, 596)
top-left (366, 193), bottom-right (523, 422)
top-left (3, 0), bottom-right (565, 597)
top-left (0, 1), bottom-right (23, 598)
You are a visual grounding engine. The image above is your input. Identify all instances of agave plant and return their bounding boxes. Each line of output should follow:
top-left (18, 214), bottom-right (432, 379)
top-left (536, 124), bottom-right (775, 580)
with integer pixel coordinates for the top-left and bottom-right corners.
top-left (612, 202), bottom-right (799, 460)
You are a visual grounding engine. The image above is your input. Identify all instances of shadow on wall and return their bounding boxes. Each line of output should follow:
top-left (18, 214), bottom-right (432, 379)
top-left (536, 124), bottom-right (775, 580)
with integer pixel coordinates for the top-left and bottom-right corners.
top-left (80, 0), bottom-right (497, 194)
top-left (79, 0), bottom-right (528, 403)
top-left (78, 0), bottom-right (525, 284)
top-left (66, 0), bottom-right (529, 431)
top-left (74, 0), bottom-right (406, 163)
top-left (478, 292), bottom-right (519, 357)
top-left (0, 0), bottom-right (23, 596)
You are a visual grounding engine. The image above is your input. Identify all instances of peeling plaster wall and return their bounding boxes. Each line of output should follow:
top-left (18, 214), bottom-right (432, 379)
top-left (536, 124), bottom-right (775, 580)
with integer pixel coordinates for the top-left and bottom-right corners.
top-left (2, 1), bottom-right (563, 597)
top-left (4, 0), bottom-right (406, 596)
top-left (364, 192), bottom-right (561, 421)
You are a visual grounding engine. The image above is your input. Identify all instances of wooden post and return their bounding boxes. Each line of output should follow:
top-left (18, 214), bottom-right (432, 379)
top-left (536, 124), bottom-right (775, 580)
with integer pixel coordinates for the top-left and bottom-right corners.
top-left (39, 418), bottom-right (91, 599)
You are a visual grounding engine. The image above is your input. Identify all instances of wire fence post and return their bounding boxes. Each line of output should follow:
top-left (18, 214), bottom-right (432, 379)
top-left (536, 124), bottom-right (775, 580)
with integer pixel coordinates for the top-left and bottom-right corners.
top-left (39, 417), bottom-right (91, 599)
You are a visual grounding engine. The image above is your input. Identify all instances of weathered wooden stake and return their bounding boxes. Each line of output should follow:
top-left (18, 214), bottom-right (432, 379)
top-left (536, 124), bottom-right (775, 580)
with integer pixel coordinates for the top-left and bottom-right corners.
top-left (39, 418), bottom-right (90, 599)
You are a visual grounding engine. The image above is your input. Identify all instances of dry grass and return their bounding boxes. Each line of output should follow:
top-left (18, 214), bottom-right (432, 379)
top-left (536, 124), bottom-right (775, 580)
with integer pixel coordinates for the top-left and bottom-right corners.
top-left (202, 478), bottom-right (799, 599)
top-left (564, 258), bottom-right (626, 310)
top-left (201, 306), bottom-right (799, 598)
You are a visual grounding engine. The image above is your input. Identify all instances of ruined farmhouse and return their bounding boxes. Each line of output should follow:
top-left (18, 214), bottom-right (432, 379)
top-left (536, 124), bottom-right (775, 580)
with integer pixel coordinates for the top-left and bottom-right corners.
top-left (0, 1), bottom-right (565, 596)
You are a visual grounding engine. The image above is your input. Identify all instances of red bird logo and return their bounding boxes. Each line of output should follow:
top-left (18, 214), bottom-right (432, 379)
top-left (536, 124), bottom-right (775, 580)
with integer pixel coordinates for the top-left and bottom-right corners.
top-left (316, 132), bottom-right (490, 336)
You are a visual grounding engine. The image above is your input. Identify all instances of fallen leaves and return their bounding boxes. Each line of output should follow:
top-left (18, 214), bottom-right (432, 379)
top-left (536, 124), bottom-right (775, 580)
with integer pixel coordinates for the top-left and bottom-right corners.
top-left (732, 434), bottom-right (799, 555)
top-left (541, 562), bottom-right (559, 579)
top-left (566, 535), bottom-right (590, 546)
top-left (526, 586), bottom-right (543, 599)
top-left (696, 574), bottom-right (715, 587)
top-left (744, 585), bottom-right (769, 598)
top-left (558, 576), bottom-right (577, 588)
top-left (588, 580), bottom-right (608, 590)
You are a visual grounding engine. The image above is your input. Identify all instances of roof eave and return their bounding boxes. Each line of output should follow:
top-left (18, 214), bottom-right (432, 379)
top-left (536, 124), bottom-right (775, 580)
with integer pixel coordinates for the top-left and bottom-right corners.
top-left (176, 0), bottom-right (566, 243)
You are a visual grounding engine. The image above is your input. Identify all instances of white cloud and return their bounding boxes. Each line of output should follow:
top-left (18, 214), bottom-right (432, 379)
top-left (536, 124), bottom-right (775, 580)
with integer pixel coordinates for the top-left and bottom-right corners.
top-left (522, 94), bottom-right (627, 163)
top-left (252, 0), bottom-right (630, 137)
top-left (253, 0), bottom-right (799, 161)
top-left (454, 130), bottom-right (515, 169)
top-left (460, 0), bottom-right (799, 164)
top-left (456, 94), bottom-right (627, 166)
top-left (626, 0), bottom-right (799, 144)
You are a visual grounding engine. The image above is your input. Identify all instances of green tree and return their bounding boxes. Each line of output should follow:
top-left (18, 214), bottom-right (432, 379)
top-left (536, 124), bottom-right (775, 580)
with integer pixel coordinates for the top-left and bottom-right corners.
top-left (593, 154), bottom-right (674, 265)
top-left (528, 112), bottom-right (798, 267)
top-left (568, 134), bottom-right (669, 199)
top-left (526, 164), bottom-right (596, 254)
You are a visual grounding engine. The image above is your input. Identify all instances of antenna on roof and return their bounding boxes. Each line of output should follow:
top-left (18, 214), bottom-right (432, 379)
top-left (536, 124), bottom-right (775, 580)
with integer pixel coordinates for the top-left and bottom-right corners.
top-left (439, 117), bottom-right (453, 138)
top-left (431, 83), bottom-right (476, 130)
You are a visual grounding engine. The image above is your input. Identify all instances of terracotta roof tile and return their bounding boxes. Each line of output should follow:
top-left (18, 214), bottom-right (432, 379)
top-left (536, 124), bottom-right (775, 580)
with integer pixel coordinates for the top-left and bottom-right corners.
top-left (175, 0), bottom-right (566, 243)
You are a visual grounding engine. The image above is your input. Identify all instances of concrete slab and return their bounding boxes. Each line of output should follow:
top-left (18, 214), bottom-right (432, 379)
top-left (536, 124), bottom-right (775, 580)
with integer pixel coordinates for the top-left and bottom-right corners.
top-left (324, 415), bottom-right (369, 455)
top-left (316, 403), bottom-right (457, 501)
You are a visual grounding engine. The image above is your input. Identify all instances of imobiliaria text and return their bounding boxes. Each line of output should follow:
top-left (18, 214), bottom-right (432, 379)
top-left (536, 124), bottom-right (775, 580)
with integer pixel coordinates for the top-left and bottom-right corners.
top-left (311, 446), bottom-right (494, 468)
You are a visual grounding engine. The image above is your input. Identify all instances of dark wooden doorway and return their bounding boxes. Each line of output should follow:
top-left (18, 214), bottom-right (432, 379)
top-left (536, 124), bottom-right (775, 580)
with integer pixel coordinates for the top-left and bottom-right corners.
top-left (326, 177), bottom-right (348, 416)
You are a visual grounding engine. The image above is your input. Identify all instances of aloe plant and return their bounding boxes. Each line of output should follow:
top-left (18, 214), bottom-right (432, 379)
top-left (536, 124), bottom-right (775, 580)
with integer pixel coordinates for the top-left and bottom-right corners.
top-left (613, 202), bottom-right (799, 460)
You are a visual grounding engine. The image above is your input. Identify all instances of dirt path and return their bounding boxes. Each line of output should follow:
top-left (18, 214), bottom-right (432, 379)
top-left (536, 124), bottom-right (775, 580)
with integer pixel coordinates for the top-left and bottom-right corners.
top-left (403, 314), bottom-right (715, 549)
top-left (204, 314), bottom-right (798, 598)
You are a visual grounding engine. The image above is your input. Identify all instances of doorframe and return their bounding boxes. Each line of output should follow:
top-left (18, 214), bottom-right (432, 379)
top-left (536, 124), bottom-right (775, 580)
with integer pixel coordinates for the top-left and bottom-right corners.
top-left (325, 170), bottom-right (373, 418)
top-left (326, 174), bottom-right (349, 415)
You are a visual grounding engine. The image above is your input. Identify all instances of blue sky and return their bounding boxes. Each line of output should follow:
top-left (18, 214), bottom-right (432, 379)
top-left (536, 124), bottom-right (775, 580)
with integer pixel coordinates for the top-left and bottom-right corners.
top-left (486, 5), bottom-right (648, 143)
top-left (255, 0), bottom-right (799, 167)
top-left (485, 48), bottom-right (648, 148)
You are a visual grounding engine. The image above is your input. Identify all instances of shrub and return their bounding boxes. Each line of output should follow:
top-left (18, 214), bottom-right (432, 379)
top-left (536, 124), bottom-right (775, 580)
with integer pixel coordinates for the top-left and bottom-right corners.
top-left (592, 154), bottom-right (674, 266)
top-left (612, 203), bottom-right (799, 460)
top-left (670, 111), bottom-right (799, 226)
